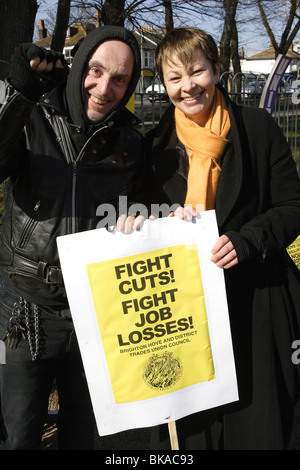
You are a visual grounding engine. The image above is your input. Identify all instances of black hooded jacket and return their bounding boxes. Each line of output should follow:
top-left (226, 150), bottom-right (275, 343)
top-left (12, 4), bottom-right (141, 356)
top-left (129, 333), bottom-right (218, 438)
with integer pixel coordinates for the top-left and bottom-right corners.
top-left (0, 26), bottom-right (145, 307)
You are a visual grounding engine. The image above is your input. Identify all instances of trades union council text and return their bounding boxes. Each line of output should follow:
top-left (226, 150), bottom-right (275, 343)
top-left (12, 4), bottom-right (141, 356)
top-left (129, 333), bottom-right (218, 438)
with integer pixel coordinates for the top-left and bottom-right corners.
top-left (120, 330), bottom-right (197, 356)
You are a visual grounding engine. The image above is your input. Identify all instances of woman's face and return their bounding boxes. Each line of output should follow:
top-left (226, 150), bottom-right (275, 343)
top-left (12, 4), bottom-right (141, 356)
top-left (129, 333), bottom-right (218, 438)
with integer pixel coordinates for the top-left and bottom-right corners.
top-left (162, 50), bottom-right (220, 126)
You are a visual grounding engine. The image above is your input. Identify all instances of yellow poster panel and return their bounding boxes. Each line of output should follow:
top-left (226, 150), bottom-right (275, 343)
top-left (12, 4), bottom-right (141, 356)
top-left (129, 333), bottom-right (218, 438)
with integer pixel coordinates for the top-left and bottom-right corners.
top-left (287, 236), bottom-right (300, 270)
top-left (86, 244), bottom-right (215, 404)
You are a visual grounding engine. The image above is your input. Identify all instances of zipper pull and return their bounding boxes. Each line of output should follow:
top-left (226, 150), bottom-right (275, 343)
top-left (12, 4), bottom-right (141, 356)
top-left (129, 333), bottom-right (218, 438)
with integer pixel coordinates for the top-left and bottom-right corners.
top-left (33, 201), bottom-right (40, 211)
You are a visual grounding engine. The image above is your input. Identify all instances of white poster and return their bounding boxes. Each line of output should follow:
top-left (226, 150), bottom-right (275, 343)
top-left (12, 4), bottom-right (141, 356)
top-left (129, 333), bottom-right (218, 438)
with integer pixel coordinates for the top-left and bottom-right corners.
top-left (57, 211), bottom-right (238, 437)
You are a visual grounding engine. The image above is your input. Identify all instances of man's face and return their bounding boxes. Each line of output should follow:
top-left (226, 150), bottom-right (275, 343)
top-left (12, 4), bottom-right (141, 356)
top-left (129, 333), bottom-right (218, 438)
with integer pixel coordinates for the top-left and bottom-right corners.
top-left (83, 40), bottom-right (134, 122)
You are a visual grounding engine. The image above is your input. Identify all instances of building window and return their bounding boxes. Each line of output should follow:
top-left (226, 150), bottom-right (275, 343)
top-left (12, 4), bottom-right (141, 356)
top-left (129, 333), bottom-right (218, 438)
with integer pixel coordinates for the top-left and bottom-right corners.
top-left (144, 51), bottom-right (155, 69)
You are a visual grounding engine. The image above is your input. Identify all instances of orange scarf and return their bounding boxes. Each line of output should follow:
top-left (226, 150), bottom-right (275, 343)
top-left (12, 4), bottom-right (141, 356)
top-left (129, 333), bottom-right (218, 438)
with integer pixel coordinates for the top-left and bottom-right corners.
top-left (175, 88), bottom-right (231, 211)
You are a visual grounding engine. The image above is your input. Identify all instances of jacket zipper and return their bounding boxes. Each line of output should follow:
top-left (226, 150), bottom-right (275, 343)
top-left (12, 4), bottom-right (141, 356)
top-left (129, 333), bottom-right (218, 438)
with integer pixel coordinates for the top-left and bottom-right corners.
top-left (17, 200), bottom-right (41, 249)
top-left (43, 109), bottom-right (116, 234)
top-left (69, 123), bottom-right (114, 234)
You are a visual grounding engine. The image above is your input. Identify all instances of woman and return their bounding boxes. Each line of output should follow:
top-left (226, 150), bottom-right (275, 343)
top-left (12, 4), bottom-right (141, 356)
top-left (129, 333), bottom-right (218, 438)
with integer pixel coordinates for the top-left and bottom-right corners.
top-left (146, 27), bottom-right (300, 450)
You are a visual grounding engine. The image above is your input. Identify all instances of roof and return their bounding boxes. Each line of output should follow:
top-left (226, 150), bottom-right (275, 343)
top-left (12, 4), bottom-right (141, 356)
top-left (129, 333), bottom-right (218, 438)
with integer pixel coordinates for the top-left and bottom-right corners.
top-left (35, 23), bottom-right (165, 52)
top-left (247, 44), bottom-right (300, 60)
top-left (35, 23), bottom-right (87, 49)
top-left (133, 27), bottom-right (165, 49)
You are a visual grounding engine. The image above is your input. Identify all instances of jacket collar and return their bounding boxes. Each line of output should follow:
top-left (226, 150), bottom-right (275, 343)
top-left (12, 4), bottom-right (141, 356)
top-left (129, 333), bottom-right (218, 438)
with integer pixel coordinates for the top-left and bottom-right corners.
top-left (215, 95), bottom-right (244, 227)
top-left (38, 84), bottom-right (68, 117)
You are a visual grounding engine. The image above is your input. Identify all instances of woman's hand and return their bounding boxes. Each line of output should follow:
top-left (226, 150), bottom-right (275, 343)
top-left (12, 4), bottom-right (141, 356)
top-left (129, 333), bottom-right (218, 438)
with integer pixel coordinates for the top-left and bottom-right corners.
top-left (211, 234), bottom-right (238, 269)
top-left (169, 207), bottom-right (238, 269)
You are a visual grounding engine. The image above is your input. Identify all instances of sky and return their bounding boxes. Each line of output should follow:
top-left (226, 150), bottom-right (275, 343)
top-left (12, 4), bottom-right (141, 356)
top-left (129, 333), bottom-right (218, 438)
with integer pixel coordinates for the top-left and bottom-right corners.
top-left (35, 0), bottom-right (299, 57)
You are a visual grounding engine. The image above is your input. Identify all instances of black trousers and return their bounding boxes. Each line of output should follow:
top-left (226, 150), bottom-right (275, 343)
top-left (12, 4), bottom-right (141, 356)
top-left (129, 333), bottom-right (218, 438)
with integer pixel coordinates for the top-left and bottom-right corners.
top-left (0, 278), bottom-right (95, 450)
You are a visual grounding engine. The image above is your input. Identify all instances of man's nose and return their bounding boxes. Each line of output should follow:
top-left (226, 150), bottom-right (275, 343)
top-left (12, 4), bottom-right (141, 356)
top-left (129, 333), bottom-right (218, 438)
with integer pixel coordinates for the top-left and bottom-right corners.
top-left (96, 76), bottom-right (111, 94)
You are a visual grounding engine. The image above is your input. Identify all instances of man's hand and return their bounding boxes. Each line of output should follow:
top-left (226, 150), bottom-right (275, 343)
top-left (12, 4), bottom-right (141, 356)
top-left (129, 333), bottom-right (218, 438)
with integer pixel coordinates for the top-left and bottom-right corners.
top-left (8, 43), bottom-right (69, 101)
top-left (211, 234), bottom-right (238, 269)
top-left (29, 56), bottom-right (64, 73)
top-left (116, 214), bottom-right (145, 233)
top-left (116, 214), bottom-right (157, 233)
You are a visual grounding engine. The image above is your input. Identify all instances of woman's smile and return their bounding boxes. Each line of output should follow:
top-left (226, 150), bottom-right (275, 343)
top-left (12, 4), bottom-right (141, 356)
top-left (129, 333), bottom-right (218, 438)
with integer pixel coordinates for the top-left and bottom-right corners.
top-left (163, 51), bottom-right (219, 126)
top-left (181, 91), bottom-right (203, 103)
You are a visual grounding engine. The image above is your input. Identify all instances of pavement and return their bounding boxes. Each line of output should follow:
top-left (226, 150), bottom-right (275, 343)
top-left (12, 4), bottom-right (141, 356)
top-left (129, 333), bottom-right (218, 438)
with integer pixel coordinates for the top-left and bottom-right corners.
top-left (41, 415), bottom-right (151, 450)
top-left (40, 386), bottom-right (151, 450)
top-left (40, 387), bottom-right (300, 450)
top-left (40, 389), bottom-right (300, 450)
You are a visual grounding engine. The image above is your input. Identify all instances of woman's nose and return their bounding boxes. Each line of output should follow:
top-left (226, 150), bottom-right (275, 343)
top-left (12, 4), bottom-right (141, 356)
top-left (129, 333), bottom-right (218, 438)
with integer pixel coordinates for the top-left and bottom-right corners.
top-left (182, 76), bottom-right (195, 92)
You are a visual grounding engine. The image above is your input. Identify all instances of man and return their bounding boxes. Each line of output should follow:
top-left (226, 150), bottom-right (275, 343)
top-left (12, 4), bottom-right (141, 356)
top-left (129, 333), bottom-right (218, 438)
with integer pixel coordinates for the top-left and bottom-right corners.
top-left (0, 26), bottom-right (145, 450)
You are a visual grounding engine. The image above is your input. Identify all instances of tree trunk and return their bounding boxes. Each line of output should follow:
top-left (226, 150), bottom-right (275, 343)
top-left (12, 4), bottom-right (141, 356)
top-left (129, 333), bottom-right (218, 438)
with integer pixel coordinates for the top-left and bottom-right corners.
top-left (51, 0), bottom-right (72, 52)
top-left (102, 0), bottom-right (126, 26)
top-left (219, 0), bottom-right (239, 76)
top-left (231, 19), bottom-right (241, 76)
top-left (163, 0), bottom-right (174, 31)
top-left (231, 19), bottom-right (242, 100)
top-left (0, 0), bottom-right (38, 78)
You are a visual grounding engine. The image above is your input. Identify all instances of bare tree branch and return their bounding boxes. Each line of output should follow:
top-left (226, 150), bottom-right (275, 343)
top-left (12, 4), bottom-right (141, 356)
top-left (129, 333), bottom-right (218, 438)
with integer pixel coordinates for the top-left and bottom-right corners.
top-left (255, 0), bottom-right (300, 55)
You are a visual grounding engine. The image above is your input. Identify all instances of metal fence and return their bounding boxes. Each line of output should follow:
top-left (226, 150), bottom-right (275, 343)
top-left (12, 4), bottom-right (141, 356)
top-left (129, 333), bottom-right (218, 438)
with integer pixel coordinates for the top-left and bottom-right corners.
top-left (1, 71), bottom-right (300, 212)
top-left (135, 71), bottom-right (300, 173)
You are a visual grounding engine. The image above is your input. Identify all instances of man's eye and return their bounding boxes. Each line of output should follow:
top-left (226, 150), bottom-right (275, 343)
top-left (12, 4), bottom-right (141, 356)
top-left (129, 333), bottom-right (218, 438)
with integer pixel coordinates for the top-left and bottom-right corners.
top-left (89, 67), bottom-right (100, 76)
top-left (115, 76), bottom-right (129, 86)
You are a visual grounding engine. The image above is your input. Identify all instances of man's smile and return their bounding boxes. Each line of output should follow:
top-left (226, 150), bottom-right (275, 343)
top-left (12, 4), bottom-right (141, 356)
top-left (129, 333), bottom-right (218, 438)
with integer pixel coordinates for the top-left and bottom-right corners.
top-left (90, 94), bottom-right (109, 105)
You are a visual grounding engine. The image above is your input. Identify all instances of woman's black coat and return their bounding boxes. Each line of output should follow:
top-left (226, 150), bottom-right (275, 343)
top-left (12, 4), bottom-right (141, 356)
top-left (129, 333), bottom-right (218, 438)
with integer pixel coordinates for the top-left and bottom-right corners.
top-left (146, 91), bottom-right (300, 450)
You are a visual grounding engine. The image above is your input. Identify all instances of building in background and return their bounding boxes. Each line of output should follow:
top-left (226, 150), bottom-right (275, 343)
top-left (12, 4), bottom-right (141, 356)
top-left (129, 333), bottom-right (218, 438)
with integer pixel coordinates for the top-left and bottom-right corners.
top-left (240, 43), bottom-right (300, 77)
top-left (35, 20), bottom-right (165, 92)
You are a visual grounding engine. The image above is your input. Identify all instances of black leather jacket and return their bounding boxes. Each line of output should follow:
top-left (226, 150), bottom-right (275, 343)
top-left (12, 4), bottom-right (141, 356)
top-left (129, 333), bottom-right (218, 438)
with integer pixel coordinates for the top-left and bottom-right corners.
top-left (0, 28), bottom-right (145, 308)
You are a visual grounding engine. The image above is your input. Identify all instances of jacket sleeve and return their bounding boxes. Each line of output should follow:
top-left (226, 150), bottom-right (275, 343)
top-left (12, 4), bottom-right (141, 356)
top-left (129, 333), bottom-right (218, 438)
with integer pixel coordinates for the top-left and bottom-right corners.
top-left (225, 109), bottom-right (300, 264)
top-left (0, 83), bottom-right (35, 183)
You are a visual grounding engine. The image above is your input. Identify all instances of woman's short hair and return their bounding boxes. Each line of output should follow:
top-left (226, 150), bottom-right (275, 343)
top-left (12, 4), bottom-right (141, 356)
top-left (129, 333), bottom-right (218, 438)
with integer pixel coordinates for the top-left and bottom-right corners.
top-left (156, 27), bottom-right (219, 83)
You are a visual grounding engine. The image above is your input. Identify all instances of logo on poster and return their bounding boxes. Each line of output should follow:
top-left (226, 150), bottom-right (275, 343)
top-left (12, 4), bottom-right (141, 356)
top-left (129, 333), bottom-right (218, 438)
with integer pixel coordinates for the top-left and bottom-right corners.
top-left (143, 352), bottom-right (183, 390)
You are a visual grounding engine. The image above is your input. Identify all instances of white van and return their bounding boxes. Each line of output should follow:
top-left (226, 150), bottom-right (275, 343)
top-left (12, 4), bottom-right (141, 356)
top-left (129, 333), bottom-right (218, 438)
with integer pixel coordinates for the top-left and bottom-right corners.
top-left (145, 79), bottom-right (169, 102)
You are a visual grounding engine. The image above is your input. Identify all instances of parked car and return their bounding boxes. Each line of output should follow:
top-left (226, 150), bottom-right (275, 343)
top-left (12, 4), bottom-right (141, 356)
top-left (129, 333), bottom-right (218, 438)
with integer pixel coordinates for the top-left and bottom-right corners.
top-left (146, 80), bottom-right (169, 102)
top-left (282, 80), bottom-right (300, 93)
top-left (282, 85), bottom-right (295, 95)
top-left (242, 81), bottom-right (265, 98)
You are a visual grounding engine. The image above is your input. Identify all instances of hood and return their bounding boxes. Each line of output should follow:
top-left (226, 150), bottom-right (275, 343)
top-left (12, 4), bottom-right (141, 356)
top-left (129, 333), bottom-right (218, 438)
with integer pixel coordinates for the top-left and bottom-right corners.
top-left (65, 25), bottom-right (141, 129)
